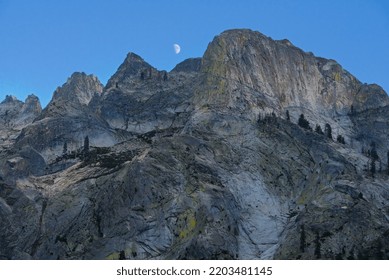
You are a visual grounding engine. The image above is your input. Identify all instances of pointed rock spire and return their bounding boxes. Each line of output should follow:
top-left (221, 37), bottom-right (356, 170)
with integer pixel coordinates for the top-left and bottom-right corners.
top-left (22, 94), bottom-right (42, 115)
top-left (51, 72), bottom-right (103, 105)
top-left (105, 52), bottom-right (158, 89)
top-left (1, 95), bottom-right (20, 104)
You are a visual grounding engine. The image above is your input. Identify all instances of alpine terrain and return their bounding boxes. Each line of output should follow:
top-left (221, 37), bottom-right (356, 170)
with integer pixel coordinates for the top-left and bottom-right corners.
top-left (1, 29), bottom-right (389, 260)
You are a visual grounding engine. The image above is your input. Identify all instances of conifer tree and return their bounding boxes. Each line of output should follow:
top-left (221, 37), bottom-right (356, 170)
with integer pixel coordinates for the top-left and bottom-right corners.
top-left (314, 231), bottom-right (321, 259)
top-left (298, 114), bottom-right (311, 130)
top-left (300, 225), bottom-right (306, 252)
top-left (350, 105), bottom-right (354, 115)
top-left (387, 151), bottom-right (389, 175)
top-left (371, 159), bottom-right (376, 177)
top-left (337, 135), bottom-right (345, 144)
top-left (119, 250), bottom-right (126, 260)
top-left (324, 123), bottom-right (332, 140)
top-left (62, 141), bottom-right (68, 155)
top-left (315, 124), bottom-right (324, 135)
top-left (370, 141), bottom-right (379, 161)
top-left (83, 136), bottom-right (89, 155)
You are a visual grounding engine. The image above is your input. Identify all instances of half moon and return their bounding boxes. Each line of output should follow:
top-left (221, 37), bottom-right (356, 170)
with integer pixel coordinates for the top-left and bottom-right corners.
top-left (173, 44), bottom-right (181, 54)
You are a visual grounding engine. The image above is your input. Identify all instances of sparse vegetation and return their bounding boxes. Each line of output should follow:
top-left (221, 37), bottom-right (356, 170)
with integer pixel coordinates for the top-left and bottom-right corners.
top-left (300, 225), bottom-right (306, 253)
top-left (371, 159), bottom-right (376, 177)
top-left (315, 124), bottom-right (324, 135)
top-left (314, 231), bottom-right (321, 259)
top-left (82, 147), bottom-right (138, 168)
top-left (119, 250), bottom-right (126, 260)
top-left (62, 141), bottom-right (68, 155)
top-left (324, 123), bottom-right (332, 140)
top-left (370, 141), bottom-right (379, 161)
top-left (387, 151), bottom-right (389, 175)
top-left (336, 135), bottom-right (345, 144)
top-left (3, 29), bottom-right (389, 261)
top-left (298, 114), bottom-right (311, 130)
top-left (83, 136), bottom-right (90, 156)
top-left (350, 105), bottom-right (355, 115)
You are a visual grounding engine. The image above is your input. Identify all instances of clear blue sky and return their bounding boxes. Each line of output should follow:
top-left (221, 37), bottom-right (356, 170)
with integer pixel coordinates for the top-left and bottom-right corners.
top-left (0, 0), bottom-right (388, 107)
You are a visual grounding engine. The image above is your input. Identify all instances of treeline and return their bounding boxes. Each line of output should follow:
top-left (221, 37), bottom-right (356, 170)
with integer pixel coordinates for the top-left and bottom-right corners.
top-left (292, 111), bottom-right (389, 177)
top-left (291, 110), bottom-right (345, 144)
top-left (259, 110), bottom-right (389, 177)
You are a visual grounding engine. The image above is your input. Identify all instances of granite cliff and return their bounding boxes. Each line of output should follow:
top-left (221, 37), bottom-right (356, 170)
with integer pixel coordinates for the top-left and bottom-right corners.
top-left (1, 29), bottom-right (389, 260)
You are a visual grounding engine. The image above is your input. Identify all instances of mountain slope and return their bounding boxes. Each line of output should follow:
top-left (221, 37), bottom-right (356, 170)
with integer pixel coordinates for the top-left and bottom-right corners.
top-left (1, 29), bottom-right (389, 260)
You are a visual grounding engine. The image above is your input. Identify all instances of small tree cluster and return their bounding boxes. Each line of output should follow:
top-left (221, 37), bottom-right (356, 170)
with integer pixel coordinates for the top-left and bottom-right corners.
top-left (257, 112), bottom-right (280, 134)
top-left (298, 114), bottom-right (311, 130)
top-left (362, 141), bottom-right (381, 177)
top-left (57, 136), bottom-right (93, 163)
top-left (315, 124), bottom-right (324, 135)
top-left (324, 123), bottom-right (332, 140)
top-left (336, 135), bottom-right (345, 144)
top-left (370, 141), bottom-right (379, 161)
top-left (258, 112), bottom-right (278, 125)
top-left (313, 123), bottom-right (333, 141)
top-left (362, 142), bottom-right (379, 158)
top-left (288, 112), bottom-right (336, 143)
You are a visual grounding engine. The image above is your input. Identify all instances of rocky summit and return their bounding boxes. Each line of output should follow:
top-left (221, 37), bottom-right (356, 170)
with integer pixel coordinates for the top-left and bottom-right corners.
top-left (1, 29), bottom-right (389, 260)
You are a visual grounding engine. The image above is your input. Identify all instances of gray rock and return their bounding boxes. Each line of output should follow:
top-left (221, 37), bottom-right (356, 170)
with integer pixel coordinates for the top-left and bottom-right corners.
top-left (0, 95), bottom-right (42, 153)
top-left (39, 72), bottom-right (103, 119)
top-left (171, 58), bottom-right (202, 73)
top-left (14, 73), bottom-right (116, 163)
top-left (0, 95), bottom-right (42, 129)
top-left (1, 28), bottom-right (389, 260)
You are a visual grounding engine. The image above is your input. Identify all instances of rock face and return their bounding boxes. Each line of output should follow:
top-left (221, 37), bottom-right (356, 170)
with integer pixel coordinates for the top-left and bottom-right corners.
top-left (15, 72), bottom-right (115, 162)
top-left (1, 29), bottom-right (389, 260)
top-left (200, 30), bottom-right (388, 113)
top-left (97, 52), bottom-right (197, 133)
top-left (0, 94), bottom-right (41, 129)
top-left (171, 58), bottom-right (202, 73)
top-left (40, 72), bottom-right (103, 118)
top-left (0, 95), bottom-right (42, 152)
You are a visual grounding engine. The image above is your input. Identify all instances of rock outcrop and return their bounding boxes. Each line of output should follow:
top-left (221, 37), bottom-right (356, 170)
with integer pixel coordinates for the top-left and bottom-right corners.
top-left (15, 74), bottom-right (115, 162)
top-left (0, 95), bottom-right (42, 152)
top-left (1, 29), bottom-right (389, 260)
top-left (97, 52), bottom-right (197, 133)
top-left (0, 94), bottom-right (42, 129)
top-left (171, 58), bottom-right (202, 73)
top-left (199, 29), bottom-right (388, 115)
top-left (40, 72), bottom-right (103, 119)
